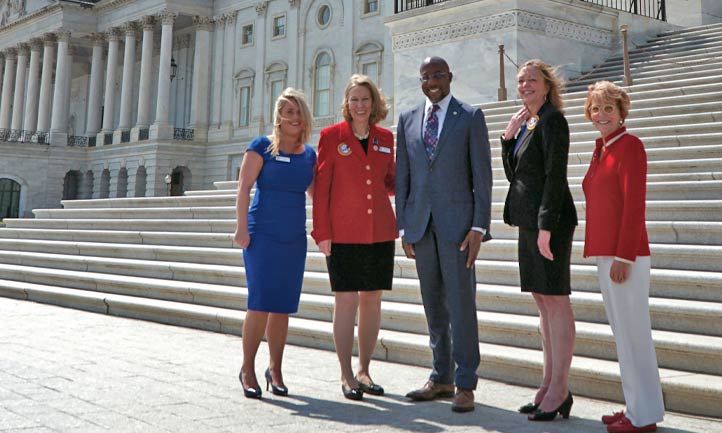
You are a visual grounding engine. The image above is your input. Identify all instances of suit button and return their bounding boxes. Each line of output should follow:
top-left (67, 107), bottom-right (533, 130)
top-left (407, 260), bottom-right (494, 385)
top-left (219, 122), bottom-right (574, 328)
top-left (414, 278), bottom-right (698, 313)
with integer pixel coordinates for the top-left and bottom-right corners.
top-left (367, 209), bottom-right (373, 214)
top-left (366, 179), bottom-right (372, 185)
top-left (367, 194), bottom-right (372, 200)
top-left (366, 165), bottom-right (371, 170)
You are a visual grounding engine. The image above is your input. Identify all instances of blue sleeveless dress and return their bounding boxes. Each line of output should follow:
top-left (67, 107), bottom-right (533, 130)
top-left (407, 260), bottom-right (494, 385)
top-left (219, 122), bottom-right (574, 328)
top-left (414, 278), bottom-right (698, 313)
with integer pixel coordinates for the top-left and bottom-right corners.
top-left (243, 136), bottom-right (316, 313)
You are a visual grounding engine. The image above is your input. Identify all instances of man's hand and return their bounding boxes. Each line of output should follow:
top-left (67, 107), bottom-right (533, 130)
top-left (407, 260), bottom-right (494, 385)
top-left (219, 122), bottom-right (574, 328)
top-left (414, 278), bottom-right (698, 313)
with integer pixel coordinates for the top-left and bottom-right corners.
top-left (460, 230), bottom-right (482, 269)
top-left (402, 239), bottom-right (415, 259)
top-left (610, 260), bottom-right (631, 284)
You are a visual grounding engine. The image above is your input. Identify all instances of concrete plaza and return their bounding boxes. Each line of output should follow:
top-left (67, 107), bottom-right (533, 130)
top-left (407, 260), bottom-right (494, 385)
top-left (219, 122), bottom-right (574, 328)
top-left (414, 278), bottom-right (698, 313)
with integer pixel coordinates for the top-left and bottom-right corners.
top-left (0, 298), bottom-right (720, 433)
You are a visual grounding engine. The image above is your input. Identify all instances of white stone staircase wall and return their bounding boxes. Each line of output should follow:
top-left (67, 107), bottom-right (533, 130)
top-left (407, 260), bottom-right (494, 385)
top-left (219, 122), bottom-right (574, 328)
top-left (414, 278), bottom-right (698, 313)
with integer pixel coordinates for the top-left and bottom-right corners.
top-left (2, 22), bottom-right (722, 418)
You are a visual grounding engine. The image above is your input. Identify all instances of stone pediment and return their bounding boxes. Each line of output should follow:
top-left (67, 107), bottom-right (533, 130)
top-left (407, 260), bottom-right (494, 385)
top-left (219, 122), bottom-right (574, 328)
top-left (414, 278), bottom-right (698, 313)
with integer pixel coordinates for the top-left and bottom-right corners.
top-left (0, 0), bottom-right (27, 27)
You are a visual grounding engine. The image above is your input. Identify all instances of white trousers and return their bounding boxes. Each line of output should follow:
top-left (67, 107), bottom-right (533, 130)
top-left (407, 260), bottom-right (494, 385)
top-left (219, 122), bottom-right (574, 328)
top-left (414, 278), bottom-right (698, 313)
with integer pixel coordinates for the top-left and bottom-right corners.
top-left (596, 256), bottom-right (665, 427)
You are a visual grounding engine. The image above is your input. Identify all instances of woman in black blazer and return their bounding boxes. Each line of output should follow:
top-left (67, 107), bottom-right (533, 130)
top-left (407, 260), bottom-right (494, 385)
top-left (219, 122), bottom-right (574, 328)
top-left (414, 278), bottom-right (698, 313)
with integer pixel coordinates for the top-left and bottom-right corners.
top-left (500, 59), bottom-right (578, 421)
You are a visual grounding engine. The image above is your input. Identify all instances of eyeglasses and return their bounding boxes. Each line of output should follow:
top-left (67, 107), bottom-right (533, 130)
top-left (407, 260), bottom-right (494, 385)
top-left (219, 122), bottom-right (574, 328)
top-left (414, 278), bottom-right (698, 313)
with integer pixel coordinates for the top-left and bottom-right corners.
top-left (419, 72), bottom-right (448, 83)
top-left (588, 104), bottom-right (617, 114)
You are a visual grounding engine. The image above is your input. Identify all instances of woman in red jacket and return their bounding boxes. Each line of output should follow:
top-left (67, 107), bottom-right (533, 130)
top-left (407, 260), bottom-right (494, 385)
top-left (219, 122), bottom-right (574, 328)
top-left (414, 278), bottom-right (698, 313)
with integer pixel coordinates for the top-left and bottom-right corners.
top-left (312, 74), bottom-right (396, 401)
top-left (582, 81), bottom-right (664, 433)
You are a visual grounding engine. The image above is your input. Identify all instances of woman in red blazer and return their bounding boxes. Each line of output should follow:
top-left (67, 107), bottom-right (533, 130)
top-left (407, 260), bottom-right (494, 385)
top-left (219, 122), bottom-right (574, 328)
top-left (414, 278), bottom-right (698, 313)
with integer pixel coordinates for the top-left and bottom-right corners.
top-left (582, 81), bottom-right (664, 433)
top-left (312, 74), bottom-right (396, 401)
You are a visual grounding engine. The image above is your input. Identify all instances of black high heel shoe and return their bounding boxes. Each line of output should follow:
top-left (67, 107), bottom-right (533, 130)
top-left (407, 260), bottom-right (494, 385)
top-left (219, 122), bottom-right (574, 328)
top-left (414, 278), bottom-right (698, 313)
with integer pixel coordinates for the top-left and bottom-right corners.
top-left (527, 392), bottom-right (573, 421)
top-left (518, 402), bottom-right (540, 414)
top-left (265, 368), bottom-right (288, 396)
top-left (342, 384), bottom-right (364, 401)
top-left (355, 375), bottom-right (384, 396)
top-left (239, 370), bottom-right (262, 399)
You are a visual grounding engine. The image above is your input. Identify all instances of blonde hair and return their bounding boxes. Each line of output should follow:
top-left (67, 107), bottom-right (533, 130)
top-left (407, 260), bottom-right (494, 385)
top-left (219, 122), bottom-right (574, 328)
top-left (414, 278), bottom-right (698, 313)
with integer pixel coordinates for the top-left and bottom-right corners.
top-left (519, 59), bottom-right (565, 113)
top-left (268, 88), bottom-right (312, 157)
top-left (340, 74), bottom-right (389, 125)
top-left (584, 80), bottom-right (631, 122)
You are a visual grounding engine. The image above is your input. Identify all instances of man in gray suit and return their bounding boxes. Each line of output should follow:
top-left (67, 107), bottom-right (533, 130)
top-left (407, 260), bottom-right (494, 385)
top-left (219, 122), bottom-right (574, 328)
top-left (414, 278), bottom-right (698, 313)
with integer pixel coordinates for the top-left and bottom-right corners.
top-left (396, 56), bottom-right (492, 413)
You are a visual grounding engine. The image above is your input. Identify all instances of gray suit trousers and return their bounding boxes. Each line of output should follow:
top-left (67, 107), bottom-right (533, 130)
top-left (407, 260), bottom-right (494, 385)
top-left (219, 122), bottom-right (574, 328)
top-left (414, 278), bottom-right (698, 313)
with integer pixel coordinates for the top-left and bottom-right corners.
top-left (414, 218), bottom-right (480, 390)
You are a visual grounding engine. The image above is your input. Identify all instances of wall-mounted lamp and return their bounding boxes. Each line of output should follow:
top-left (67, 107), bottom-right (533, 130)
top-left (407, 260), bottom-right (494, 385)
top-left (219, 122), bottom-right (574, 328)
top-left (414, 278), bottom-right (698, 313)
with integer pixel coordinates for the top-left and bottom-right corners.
top-left (170, 57), bottom-right (178, 81)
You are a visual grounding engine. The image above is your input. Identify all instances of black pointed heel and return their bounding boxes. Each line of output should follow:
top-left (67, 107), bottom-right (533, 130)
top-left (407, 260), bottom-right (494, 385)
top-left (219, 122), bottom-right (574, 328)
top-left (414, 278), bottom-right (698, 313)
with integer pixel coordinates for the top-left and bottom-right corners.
top-left (527, 392), bottom-right (573, 421)
top-left (239, 370), bottom-right (262, 399)
top-left (355, 375), bottom-right (384, 396)
top-left (518, 402), bottom-right (540, 414)
top-left (264, 368), bottom-right (288, 396)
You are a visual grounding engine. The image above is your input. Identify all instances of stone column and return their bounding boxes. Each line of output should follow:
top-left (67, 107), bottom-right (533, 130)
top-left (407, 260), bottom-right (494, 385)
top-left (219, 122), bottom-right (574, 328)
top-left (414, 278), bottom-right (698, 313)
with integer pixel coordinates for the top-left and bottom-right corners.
top-left (209, 15), bottom-right (224, 129)
top-left (252, 3), bottom-right (268, 130)
top-left (23, 39), bottom-right (42, 134)
top-left (150, 9), bottom-right (177, 140)
top-left (98, 28), bottom-right (120, 145)
top-left (131, 16), bottom-right (155, 140)
top-left (172, 34), bottom-right (190, 128)
top-left (0, 49), bottom-right (17, 131)
top-left (115, 22), bottom-right (137, 143)
top-left (189, 16), bottom-right (212, 141)
top-left (11, 44), bottom-right (29, 132)
top-left (287, 0), bottom-right (299, 87)
top-left (63, 46), bottom-right (74, 135)
top-left (36, 34), bottom-right (55, 134)
top-left (85, 33), bottom-right (104, 136)
top-left (49, 30), bottom-right (70, 146)
top-left (220, 11), bottom-right (237, 135)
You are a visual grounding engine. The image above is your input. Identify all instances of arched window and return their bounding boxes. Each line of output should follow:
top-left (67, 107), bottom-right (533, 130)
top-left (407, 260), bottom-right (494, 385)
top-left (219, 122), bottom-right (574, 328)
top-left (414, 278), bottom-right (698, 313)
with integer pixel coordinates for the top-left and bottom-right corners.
top-left (314, 52), bottom-right (332, 117)
top-left (116, 168), bottom-right (128, 198)
top-left (62, 171), bottom-right (81, 201)
top-left (100, 169), bottom-right (110, 199)
top-left (0, 178), bottom-right (21, 220)
top-left (135, 166), bottom-right (147, 198)
top-left (170, 166), bottom-right (191, 196)
top-left (80, 171), bottom-right (94, 200)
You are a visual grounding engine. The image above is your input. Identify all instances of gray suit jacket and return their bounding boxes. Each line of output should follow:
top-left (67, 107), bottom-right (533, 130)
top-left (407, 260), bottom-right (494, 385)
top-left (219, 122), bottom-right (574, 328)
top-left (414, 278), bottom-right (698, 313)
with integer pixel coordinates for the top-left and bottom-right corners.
top-left (395, 96), bottom-right (492, 244)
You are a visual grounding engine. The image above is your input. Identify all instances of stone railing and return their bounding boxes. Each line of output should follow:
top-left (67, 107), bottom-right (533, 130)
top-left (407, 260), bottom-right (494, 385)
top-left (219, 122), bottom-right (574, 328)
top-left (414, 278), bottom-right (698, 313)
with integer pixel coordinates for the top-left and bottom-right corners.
top-left (173, 128), bottom-right (194, 141)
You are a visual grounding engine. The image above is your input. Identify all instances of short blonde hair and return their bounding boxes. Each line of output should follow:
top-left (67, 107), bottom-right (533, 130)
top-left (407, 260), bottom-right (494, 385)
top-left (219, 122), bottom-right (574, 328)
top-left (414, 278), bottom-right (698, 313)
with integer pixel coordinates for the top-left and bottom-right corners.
top-left (340, 74), bottom-right (389, 125)
top-left (584, 81), bottom-right (631, 122)
top-left (519, 59), bottom-right (565, 113)
top-left (269, 88), bottom-right (313, 157)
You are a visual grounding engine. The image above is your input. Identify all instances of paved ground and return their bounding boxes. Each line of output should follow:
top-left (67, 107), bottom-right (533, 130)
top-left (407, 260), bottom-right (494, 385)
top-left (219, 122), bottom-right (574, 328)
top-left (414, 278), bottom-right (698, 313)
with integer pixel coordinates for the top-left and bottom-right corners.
top-left (1, 298), bottom-right (720, 433)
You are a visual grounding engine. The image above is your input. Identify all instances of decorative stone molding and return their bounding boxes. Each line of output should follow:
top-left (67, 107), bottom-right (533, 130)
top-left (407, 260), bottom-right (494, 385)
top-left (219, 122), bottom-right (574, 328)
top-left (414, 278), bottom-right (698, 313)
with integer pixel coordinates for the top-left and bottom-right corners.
top-left (193, 16), bottom-right (213, 31)
top-left (56, 30), bottom-right (71, 44)
top-left (141, 15), bottom-right (155, 30)
top-left (106, 27), bottom-right (121, 42)
top-left (90, 32), bottom-right (105, 46)
top-left (15, 41), bottom-right (28, 56)
top-left (29, 38), bottom-right (42, 51)
top-left (42, 33), bottom-right (56, 46)
top-left (0, 0), bottom-right (27, 26)
top-left (0, 3), bottom-right (59, 37)
top-left (288, 0), bottom-right (299, 7)
top-left (392, 10), bottom-right (613, 51)
top-left (256, 1), bottom-right (269, 17)
top-left (158, 8), bottom-right (177, 26)
top-left (3, 47), bottom-right (16, 60)
top-left (224, 11), bottom-right (237, 25)
top-left (123, 21), bottom-right (138, 37)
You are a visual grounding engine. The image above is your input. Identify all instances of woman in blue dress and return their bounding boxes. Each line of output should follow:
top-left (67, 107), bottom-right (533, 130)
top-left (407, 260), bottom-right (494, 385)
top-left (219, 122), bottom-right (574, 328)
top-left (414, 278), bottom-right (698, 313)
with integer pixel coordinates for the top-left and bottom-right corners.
top-left (235, 88), bottom-right (316, 399)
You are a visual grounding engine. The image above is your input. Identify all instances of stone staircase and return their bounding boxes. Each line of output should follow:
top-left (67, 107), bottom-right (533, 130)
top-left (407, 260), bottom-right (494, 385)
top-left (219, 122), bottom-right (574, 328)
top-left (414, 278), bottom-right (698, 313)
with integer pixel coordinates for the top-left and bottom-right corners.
top-left (2, 23), bottom-right (722, 418)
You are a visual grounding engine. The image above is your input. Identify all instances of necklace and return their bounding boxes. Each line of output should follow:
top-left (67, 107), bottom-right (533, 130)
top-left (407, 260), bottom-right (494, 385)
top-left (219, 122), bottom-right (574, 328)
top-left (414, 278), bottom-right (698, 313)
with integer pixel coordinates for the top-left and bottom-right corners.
top-left (353, 125), bottom-right (369, 140)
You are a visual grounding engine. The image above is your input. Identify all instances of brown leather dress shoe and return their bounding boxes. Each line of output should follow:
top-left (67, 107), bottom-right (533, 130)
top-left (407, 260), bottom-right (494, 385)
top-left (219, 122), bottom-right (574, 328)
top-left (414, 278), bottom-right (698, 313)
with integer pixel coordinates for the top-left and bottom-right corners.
top-left (405, 380), bottom-right (455, 401)
top-left (451, 389), bottom-right (475, 413)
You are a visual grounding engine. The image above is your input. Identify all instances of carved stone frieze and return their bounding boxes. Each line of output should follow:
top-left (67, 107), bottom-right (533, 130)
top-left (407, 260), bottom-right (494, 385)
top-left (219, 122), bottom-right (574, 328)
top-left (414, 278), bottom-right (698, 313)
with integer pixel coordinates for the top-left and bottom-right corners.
top-left (0, 0), bottom-right (27, 27)
top-left (392, 11), bottom-right (613, 51)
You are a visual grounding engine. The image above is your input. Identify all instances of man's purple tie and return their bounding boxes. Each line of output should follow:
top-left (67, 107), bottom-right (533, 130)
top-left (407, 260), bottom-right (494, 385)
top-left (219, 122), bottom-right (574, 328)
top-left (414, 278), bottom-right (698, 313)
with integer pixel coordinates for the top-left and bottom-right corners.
top-left (424, 104), bottom-right (440, 160)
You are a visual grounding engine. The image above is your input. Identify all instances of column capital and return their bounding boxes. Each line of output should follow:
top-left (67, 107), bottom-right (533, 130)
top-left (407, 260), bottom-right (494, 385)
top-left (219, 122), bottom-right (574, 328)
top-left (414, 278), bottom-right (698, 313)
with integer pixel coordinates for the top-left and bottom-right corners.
top-left (288, 0), bottom-right (299, 7)
top-left (43, 33), bottom-right (57, 46)
top-left (29, 38), bottom-right (43, 51)
top-left (158, 8), bottom-right (177, 25)
top-left (4, 48), bottom-right (17, 60)
top-left (122, 21), bottom-right (138, 37)
top-left (56, 30), bottom-right (71, 43)
top-left (90, 32), bottom-right (106, 46)
top-left (224, 10), bottom-right (237, 25)
top-left (193, 15), bottom-right (212, 31)
top-left (106, 27), bottom-right (121, 42)
top-left (255, 1), bottom-right (269, 16)
top-left (141, 15), bottom-right (155, 30)
top-left (16, 42), bottom-right (30, 56)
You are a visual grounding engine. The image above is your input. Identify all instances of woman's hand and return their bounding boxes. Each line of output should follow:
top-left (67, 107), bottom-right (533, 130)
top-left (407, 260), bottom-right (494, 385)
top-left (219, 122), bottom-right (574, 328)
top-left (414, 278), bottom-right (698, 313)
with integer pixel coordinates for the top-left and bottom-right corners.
top-left (610, 260), bottom-right (631, 284)
top-left (537, 229), bottom-right (554, 261)
top-left (234, 229), bottom-right (250, 248)
top-left (318, 239), bottom-right (332, 257)
top-left (503, 107), bottom-right (530, 140)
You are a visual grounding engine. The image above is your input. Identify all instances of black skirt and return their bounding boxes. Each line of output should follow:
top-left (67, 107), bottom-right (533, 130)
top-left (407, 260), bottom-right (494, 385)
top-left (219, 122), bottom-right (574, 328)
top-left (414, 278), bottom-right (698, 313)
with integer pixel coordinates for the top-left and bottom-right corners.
top-left (326, 241), bottom-right (395, 292)
top-left (517, 226), bottom-right (575, 295)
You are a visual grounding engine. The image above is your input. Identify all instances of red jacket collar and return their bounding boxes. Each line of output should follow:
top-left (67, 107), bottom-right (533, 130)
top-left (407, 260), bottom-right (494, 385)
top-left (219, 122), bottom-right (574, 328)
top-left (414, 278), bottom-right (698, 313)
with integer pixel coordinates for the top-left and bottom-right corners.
top-left (595, 126), bottom-right (627, 152)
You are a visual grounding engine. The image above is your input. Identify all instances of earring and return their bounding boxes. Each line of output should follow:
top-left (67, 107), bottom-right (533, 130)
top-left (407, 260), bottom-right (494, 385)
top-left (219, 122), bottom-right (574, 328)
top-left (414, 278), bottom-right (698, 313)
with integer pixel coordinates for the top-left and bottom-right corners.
top-left (619, 119), bottom-right (624, 125)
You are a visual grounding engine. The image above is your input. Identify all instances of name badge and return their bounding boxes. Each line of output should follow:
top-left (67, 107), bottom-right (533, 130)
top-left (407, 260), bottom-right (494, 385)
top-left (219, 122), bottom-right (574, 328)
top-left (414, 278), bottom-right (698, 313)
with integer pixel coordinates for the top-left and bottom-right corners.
top-left (275, 156), bottom-right (291, 163)
top-left (378, 146), bottom-right (391, 154)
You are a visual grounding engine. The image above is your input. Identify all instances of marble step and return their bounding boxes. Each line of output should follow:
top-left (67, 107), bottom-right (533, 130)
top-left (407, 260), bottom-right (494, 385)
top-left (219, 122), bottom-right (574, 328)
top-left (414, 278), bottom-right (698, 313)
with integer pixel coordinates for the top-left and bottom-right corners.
top-left (565, 65), bottom-right (722, 91)
top-left (580, 44), bottom-right (722, 77)
top-left (654, 22), bottom-right (722, 40)
top-left (0, 268), bottom-right (719, 376)
top-left (0, 247), bottom-right (720, 303)
top-left (0, 228), bottom-right (236, 247)
top-left (0, 281), bottom-right (719, 418)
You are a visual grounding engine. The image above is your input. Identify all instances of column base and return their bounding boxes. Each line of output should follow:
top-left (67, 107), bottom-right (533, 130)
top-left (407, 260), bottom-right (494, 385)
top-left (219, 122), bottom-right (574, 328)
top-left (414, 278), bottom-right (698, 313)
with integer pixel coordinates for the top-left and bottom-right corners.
top-left (48, 131), bottom-right (68, 147)
top-left (113, 128), bottom-right (131, 144)
top-left (130, 125), bottom-right (150, 142)
top-left (97, 131), bottom-right (114, 146)
top-left (150, 123), bottom-right (174, 140)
